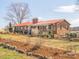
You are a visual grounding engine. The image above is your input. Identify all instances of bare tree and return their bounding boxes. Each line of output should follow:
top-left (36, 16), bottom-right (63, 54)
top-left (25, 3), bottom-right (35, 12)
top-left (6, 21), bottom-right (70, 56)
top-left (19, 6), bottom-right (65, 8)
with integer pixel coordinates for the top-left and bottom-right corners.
top-left (5, 3), bottom-right (30, 24)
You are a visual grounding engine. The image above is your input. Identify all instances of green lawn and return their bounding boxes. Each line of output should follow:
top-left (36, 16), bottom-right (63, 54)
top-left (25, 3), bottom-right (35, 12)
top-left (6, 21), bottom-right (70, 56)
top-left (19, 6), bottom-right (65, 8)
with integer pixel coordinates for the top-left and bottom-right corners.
top-left (0, 47), bottom-right (34, 59)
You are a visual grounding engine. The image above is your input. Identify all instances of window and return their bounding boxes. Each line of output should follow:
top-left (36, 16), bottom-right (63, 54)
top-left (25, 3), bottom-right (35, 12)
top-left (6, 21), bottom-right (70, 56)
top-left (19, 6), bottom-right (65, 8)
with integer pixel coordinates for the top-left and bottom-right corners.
top-left (60, 25), bottom-right (62, 30)
top-left (48, 25), bottom-right (51, 29)
top-left (66, 25), bottom-right (69, 30)
top-left (43, 26), bottom-right (46, 31)
top-left (63, 24), bottom-right (69, 30)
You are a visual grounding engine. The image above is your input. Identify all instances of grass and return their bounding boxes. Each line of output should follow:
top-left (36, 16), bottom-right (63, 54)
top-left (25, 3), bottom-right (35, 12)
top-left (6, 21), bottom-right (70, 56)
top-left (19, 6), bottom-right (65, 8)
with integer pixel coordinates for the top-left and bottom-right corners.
top-left (0, 47), bottom-right (34, 59)
top-left (0, 34), bottom-right (27, 42)
top-left (0, 34), bottom-right (79, 52)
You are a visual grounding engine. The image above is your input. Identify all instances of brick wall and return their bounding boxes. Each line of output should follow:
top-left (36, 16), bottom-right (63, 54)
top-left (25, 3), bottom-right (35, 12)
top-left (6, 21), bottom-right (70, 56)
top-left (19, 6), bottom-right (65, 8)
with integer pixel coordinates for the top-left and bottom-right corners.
top-left (55, 21), bottom-right (70, 38)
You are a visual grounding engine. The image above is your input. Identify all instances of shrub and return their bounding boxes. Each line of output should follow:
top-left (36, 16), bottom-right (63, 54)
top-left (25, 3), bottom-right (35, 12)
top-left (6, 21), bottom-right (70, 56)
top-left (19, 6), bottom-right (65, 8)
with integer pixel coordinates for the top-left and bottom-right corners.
top-left (0, 43), bottom-right (4, 46)
top-left (66, 33), bottom-right (77, 41)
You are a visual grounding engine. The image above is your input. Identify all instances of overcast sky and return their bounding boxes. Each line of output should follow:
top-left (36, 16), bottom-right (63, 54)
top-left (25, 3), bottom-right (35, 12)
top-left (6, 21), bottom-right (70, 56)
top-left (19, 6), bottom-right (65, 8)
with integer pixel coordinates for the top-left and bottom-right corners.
top-left (0, 0), bottom-right (79, 28)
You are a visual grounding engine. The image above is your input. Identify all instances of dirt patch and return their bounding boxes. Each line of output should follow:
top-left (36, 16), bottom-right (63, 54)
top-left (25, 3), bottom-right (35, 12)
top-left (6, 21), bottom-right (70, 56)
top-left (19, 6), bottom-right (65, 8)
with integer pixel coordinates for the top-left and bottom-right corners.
top-left (0, 38), bottom-right (79, 59)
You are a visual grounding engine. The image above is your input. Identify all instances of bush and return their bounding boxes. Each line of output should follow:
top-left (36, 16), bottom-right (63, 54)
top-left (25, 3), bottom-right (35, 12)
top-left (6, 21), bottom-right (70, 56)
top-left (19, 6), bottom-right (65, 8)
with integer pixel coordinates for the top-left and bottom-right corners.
top-left (66, 33), bottom-right (77, 41)
top-left (0, 43), bottom-right (4, 46)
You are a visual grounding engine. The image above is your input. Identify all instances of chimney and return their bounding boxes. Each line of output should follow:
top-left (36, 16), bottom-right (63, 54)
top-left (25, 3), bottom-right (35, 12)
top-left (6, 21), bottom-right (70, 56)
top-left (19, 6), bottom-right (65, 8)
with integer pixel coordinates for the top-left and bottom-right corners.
top-left (32, 18), bottom-right (38, 24)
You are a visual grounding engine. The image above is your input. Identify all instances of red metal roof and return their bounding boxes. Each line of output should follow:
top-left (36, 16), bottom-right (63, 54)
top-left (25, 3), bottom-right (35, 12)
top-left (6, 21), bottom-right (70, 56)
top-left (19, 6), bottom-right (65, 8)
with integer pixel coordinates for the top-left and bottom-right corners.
top-left (35, 19), bottom-right (63, 25)
top-left (15, 19), bottom-right (69, 26)
top-left (15, 22), bottom-right (33, 26)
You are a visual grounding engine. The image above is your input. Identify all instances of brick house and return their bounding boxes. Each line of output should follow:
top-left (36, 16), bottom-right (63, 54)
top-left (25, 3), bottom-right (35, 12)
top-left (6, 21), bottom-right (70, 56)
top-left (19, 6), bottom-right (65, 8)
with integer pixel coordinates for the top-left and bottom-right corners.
top-left (14, 18), bottom-right (70, 38)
